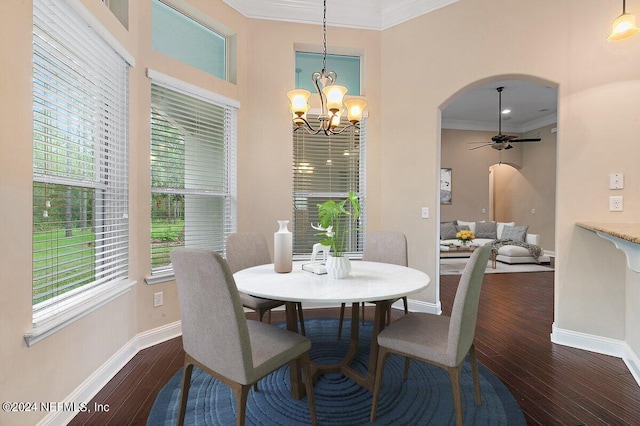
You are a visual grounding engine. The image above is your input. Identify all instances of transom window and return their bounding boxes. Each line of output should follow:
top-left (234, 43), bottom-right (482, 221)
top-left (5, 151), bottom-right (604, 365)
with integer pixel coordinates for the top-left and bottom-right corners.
top-left (295, 51), bottom-right (361, 96)
top-left (152, 0), bottom-right (227, 80)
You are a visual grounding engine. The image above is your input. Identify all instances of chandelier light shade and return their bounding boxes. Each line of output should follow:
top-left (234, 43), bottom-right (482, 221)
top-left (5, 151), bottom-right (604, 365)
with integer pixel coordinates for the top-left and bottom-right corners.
top-left (608, 0), bottom-right (640, 41)
top-left (287, 0), bottom-right (367, 135)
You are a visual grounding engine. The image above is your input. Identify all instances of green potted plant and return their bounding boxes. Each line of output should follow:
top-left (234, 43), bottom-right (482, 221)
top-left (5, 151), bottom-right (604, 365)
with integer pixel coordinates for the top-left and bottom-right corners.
top-left (311, 191), bottom-right (360, 278)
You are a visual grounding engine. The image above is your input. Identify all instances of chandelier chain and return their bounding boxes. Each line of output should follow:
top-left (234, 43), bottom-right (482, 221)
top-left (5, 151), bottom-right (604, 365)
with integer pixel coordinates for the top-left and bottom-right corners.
top-left (322, 0), bottom-right (327, 71)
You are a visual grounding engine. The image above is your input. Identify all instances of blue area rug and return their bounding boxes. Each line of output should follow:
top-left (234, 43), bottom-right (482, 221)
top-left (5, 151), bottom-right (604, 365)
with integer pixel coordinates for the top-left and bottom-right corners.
top-left (147, 318), bottom-right (525, 425)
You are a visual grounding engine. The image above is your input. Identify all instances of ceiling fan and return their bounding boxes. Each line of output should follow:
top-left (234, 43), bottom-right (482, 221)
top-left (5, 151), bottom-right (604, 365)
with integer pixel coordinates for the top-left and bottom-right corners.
top-left (469, 87), bottom-right (542, 151)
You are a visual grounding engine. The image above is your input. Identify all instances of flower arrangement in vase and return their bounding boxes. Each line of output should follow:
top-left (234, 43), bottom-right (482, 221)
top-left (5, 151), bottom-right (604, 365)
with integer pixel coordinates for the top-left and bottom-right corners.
top-left (311, 191), bottom-right (360, 278)
top-left (456, 229), bottom-right (475, 246)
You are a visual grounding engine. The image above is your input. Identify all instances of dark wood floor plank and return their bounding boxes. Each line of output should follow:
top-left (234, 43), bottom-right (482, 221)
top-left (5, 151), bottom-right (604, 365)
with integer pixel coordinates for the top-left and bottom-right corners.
top-left (68, 270), bottom-right (640, 425)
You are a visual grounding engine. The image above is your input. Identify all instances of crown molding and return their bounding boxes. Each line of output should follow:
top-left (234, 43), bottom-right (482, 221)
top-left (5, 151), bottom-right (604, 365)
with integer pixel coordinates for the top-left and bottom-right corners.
top-left (222, 0), bottom-right (459, 30)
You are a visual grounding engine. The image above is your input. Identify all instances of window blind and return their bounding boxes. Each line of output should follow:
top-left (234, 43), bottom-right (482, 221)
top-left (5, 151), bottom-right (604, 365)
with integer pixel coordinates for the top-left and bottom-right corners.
top-left (150, 83), bottom-right (237, 272)
top-left (292, 118), bottom-right (366, 256)
top-left (32, 0), bottom-right (130, 314)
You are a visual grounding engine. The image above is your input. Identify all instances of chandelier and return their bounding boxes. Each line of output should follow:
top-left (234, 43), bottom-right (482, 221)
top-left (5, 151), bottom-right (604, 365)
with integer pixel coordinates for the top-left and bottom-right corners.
top-left (287, 0), bottom-right (367, 135)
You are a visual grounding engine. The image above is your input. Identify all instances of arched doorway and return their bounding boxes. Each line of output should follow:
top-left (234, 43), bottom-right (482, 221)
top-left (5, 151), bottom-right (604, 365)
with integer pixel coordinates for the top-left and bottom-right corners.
top-left (439, 77), bottom-right (558, 267)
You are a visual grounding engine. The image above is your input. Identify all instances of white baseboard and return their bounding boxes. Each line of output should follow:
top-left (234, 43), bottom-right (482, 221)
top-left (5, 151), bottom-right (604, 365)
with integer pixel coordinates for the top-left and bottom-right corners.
top-left (37, 321), bottom-right (182, 426)
top-left (400, 298), bottom-right (440, 315)
top-left (551, 323), bottom-right (640, 386)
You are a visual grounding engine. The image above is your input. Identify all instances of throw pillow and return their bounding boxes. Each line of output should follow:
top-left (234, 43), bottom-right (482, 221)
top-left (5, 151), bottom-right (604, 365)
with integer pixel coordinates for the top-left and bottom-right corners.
top-left (500, 225), bottom-right (528, 242)
top-left (457, 220), bottom-right (476, 233)
top-left (440, 222), bottom-right (457, 240)
top-left (496, 221), bottom-right (515, 239)
top-left (475, 221), bottom-right (497, 239)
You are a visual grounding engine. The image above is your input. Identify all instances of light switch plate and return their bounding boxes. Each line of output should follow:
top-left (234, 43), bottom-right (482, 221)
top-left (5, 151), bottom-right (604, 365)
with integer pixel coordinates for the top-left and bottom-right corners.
top-left (609, 173), bottom-right (624, 189)
top-left (421, 207), bottom-right (429, 219)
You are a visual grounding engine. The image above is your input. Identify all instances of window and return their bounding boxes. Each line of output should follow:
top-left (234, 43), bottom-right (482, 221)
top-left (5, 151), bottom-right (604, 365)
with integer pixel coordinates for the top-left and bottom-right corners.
top-left (292, 118), bottom-right (366, 256)
top-left (152, 0), bottom-right (227, 80)
top-left (30, 0), bottom-right (132, 345)
top-left (295, 52), bottom-right (361, 95)
top-left (149, 73), bottom-right (238, 277)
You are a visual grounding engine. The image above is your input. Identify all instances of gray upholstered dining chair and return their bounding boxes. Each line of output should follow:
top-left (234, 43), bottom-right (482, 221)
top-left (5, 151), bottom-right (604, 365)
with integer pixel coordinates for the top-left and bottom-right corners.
top-left (338, 231), bottom-right (408, 339)
top-left (226, 232), bottom-right (305, 335)
top-left (170, 248), bottom-right (317, 426)
top-left (370, 244), bottom-right (491, 426)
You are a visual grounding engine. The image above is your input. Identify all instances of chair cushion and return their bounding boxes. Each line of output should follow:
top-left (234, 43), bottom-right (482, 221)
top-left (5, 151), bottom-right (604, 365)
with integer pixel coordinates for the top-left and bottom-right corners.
top-left (240, 292), bottom-right (285, 310)
top-left (247, 320), bottom-right (311, 382)
top-left (377, 312), bottom-right (454, 367)
top-left (496, 245), bottom-right (532, 257)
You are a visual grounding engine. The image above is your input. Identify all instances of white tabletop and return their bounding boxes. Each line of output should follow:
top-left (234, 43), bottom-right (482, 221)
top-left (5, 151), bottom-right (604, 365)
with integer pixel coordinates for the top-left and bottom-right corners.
top-left (233, 260), bottom-right (430, 304)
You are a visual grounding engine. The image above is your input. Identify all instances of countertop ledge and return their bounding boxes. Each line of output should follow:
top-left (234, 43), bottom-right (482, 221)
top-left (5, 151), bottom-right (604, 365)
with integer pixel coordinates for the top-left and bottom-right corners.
top-left (577, 222), bottom-right (640, 273)
top-left (576, 222), bottom-right (640, 245)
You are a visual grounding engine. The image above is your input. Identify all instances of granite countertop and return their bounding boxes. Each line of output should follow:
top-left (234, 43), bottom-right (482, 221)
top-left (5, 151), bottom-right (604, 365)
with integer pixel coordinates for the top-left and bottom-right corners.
top-left (576, 222), bottom-right (640, 245)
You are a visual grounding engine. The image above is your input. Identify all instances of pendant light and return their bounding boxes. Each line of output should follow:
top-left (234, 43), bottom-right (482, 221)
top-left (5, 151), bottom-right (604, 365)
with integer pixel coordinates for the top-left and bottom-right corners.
top-left (608, 0), bottom-right (640, 41)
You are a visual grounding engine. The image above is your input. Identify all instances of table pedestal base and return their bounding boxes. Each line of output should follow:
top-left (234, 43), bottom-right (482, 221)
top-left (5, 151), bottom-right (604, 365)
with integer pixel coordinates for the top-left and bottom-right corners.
top-left (285, 300), bottom-right (393, 399)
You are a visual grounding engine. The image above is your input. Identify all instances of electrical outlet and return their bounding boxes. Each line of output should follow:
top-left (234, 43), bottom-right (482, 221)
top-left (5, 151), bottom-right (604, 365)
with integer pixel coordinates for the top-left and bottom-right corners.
top-left (609, 196), bottom-right (623, 212)
top-left (421, 207), bottom-right (429, 219)
top-left (154, 292), bottom-right (164, 307)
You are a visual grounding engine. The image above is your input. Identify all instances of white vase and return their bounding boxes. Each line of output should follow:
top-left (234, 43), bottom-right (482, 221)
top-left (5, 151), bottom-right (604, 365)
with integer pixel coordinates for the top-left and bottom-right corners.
top-left (326, 255), bottom-right (351, 279)
top-left (274, 220), bottom-right (292, 273)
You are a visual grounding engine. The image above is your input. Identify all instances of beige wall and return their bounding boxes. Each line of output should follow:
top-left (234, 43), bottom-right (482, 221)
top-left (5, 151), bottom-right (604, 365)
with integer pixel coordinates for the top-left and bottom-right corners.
top-left (381, 0), bottom-right (639, 349)
top-left (1, 0), bottom-right (639, 424)
top-left (492, 124), bottom-right (557, 251)
top-left (440, 128), bottom-right (523, 223)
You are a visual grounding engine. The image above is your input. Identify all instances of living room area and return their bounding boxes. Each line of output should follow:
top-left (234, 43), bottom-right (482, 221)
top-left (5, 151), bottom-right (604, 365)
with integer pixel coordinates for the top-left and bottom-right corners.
top-left (439, 79), bottom-right (557, 274)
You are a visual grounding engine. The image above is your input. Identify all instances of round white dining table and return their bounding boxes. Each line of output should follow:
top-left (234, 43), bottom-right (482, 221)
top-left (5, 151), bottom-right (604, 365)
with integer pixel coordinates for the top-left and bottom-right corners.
top-left (233, 260), bottom-right (430, 397)
top-left (233, 260), bottom-right (429, 303)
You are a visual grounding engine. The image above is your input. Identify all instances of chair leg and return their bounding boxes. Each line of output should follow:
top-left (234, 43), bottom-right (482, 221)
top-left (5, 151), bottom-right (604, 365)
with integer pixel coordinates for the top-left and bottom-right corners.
top-left (362, 302), bottom-right (365, 325)
top-left (469, 344), bottom-right (482, 405)
top-left (232, 384), bottom-right (252, 426)
top-left (177, 361), bottom-right (194, 426)
top-left (370, 347), bottom-right (390, 423)
top-left (297, 302), bottom-right (306, 336)
top-left (403, 358), bottom-right (410, 380)
top-left (403, 296), bottom-right (408, 315)
top-left (338, 303), bottom-right (346, 340)
top-left (447, 365), bottom-right (464, 426)
top-left (301, 352), bottom-right (317, 426)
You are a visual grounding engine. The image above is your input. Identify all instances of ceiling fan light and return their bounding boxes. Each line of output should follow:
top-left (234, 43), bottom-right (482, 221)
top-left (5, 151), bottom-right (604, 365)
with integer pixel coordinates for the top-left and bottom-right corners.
top-left (608, 12), bottom-right (640, 41)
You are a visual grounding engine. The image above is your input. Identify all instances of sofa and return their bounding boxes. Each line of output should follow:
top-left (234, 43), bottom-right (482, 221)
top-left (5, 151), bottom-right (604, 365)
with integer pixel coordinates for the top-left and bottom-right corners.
top-left (440, 220), bottom-right (550, 264)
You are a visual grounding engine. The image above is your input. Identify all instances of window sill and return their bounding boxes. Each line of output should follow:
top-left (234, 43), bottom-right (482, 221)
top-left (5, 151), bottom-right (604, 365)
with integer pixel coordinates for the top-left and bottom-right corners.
top-left (24, 278), bottom-right (137, 347)
top-left (145, 271), bottom-right (175, 285)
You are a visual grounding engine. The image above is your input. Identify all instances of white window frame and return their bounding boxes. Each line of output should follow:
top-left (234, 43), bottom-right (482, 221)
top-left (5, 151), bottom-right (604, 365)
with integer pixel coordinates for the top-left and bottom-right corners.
top-left (292, 113), bottom-right (367, 258)
top-left (27, 0), bottom-right (135, 347)
top-left (145, 70), bottom-right (239, 285)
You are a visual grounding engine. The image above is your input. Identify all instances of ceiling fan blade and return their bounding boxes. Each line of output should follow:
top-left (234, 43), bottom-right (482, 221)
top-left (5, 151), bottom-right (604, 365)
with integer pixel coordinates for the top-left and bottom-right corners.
top-left (510, 138), bottom-right (541, 142)
top-left (469, 143), bottom-right (491, 150)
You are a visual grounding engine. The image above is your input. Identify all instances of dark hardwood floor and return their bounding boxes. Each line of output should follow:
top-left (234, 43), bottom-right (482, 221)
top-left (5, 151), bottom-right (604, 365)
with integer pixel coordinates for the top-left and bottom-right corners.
top-left (69, 271), bottom-right (640, 425)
